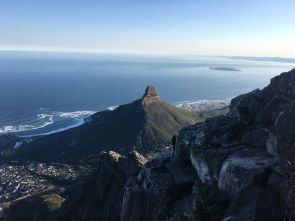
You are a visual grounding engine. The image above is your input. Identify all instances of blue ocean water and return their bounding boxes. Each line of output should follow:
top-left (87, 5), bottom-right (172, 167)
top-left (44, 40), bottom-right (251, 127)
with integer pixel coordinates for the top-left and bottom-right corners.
top-left (0, 51), bottom-right (294, 136)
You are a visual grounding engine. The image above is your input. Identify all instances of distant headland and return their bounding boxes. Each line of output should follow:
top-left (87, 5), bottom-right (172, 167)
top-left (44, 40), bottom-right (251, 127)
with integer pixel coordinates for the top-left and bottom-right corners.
top-left (210, 67), bottom-right (241, 71)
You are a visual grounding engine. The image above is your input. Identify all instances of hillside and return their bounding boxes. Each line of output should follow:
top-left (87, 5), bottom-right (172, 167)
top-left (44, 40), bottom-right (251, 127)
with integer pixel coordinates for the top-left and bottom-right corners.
top-left (10, 86), bottom-right (199, 163)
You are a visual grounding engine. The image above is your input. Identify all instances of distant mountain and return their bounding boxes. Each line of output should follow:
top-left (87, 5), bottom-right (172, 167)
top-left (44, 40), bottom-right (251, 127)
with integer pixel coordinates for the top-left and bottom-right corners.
top-left (227, 56), bottom-right (295, 63)
top-left (210, 67), bottom-right (241, 71)
top-left (10, 86), bottom-right (200, 163)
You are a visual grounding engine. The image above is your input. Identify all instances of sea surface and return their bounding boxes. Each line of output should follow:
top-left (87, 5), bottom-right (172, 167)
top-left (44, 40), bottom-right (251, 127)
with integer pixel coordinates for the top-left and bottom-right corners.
top-left (0, 51), bottom-right (294, 136)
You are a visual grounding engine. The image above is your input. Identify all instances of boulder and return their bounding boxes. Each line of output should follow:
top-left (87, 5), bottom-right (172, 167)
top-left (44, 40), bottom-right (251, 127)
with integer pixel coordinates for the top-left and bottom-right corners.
top-left (218, 148), bottom-right (274, 199)
top-left (224, 184), bottom-right (284, 221)
top-left (119, 150), bottom-right (147, 176)
top-left (266, 132), bottom-right (278, 155)
top-left (228, 89), bottom-right (265, 123)
top-left (241, 127), bottom-right (269, 149)
top-left (121, 177), bottom-right (145, 221)
top-left (58, 150), bottom-right (145, 221)
top-left (190, 147), bottom-right (242, 184)
top-left (193, 180), bottom-right (229, 221)
top-left (124, 151), bottom-right (197, 221)
top-left (141, 85), bottom-right (162, 105)
top-left (275, 100), bottom-right (295, 172)
top-left (256, 95), bottom-right (290, 126)
top-left (263, 69), bottom-right (295, 99)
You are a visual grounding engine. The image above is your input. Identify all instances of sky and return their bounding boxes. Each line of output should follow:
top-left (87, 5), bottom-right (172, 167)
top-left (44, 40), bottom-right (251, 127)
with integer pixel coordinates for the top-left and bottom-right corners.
top-left (1, 0), bottom-right (295, 57)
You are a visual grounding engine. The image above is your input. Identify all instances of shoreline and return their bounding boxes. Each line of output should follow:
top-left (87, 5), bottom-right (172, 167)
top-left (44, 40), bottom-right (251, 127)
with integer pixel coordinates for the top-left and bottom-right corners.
top-left (18, 118), bottom-right (87, 138)
top-left (1, 98), bottom-right (231, 139)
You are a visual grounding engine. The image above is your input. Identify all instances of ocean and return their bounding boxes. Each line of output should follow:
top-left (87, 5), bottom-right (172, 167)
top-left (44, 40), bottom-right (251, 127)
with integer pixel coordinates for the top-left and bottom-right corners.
top-left (0, 51), bottom-right (294, 136)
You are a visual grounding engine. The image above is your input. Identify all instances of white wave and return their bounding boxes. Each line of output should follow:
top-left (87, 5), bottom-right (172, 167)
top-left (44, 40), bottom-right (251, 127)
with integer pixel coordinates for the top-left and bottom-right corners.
top-left (57, 111), bottom-right (95, 118)
top-left (0, 110), bottom-right (95, 135)
top-left (0, 114), bottom-right (54, 134)
top-left (14, 141), bottom-right (23, 149)
top-left (0, 125), bottom-right (36, 134)
top-left (107, 106), bottom-right (118, 111)
top-left (21, 118), bottom-right (86, 137)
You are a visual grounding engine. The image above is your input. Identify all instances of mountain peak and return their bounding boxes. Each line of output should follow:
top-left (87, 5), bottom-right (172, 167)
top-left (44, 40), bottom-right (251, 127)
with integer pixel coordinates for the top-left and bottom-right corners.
top-left (141, 85), bottom-right (161, 104)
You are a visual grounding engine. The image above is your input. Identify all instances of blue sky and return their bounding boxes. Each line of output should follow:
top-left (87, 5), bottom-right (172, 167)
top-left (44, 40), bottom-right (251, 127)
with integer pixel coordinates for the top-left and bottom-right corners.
top-left (1, 0), bottom-right (295, 56)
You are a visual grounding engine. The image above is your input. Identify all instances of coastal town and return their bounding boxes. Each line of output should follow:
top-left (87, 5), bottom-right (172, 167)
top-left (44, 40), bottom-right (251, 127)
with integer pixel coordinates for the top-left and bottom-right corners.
top-left (0, 161), bottom-right (84, 204)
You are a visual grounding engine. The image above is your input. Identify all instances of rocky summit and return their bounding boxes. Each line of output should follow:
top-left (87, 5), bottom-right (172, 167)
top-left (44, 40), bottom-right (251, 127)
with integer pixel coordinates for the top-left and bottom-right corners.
top-left (53, 69), bottom-right (295, 221)
top-left (141, 85), bottom-right (162, 105)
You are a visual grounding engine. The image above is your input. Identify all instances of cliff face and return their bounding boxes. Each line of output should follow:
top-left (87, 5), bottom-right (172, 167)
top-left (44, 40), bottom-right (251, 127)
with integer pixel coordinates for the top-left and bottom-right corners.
top-left (59, 69), bottom-right (295, 221)
top-left (56, 151), bottom-right (147, 221)
top-left (141, 85), bottom-right (162, 105)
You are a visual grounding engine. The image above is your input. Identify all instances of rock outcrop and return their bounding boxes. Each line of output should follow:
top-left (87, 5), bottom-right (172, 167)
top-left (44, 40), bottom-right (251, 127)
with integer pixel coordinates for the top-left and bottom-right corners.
top-left (141, 85), bottom-right (162, 105)
top-left (57, 150), bottom-right (147, 221)
top-left (58, 69), bottom-right (295, 220)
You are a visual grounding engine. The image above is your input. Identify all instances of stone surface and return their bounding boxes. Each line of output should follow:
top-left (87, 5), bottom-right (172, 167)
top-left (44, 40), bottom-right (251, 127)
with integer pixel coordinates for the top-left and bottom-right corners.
top-left (190, 147), bottom-right (241, 184)
top-left (241, 127), bottom-right (269, 149)
top-left (266, 132), bottom-right (278, 155)
top-left (141, 85), bottom-right (162, 105)
top-left (57, 151), bottom-right (145, 221)
top-left (119, 150), bottom-right (147, 176)
top-left (193, 180), bottom-right (229, 221)
top-left (228, 89), bottom-right (264, 122)
top-left (218, 148), bottom-right (274, 199)
top-left (256, 95), bottom-right (290, 126)
top-left (264, 69), bottom-right (295, 99)
top-left (224, 184), bottom-right (284, 221)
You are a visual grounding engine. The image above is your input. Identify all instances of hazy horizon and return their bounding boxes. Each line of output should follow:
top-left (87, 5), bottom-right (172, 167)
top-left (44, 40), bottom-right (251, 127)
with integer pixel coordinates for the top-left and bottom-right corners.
top-left (1, 0), bottom-right (295, 57)
top-left (1, 49), bottom-right (295, 61)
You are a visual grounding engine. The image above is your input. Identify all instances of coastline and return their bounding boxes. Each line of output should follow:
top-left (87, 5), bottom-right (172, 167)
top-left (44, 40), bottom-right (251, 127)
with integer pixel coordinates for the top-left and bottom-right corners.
top-left (0, 99), bottom-right (231, 141)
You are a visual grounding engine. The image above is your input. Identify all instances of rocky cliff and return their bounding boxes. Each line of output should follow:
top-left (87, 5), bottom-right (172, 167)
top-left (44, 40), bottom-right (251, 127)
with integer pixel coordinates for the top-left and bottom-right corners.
top-left (141, 85), bottom-right (162, 105)
top-left (55, 150), bottom-right (147, 221)
top-left (57, 69), bottom-right (295, 220)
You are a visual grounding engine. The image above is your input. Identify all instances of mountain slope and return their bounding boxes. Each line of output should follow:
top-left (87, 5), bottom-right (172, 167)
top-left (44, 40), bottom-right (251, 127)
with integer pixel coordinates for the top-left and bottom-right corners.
top-left (52, 68), bottom-right (295, 221)
top-left (11, 86), bottom-right (199, 162)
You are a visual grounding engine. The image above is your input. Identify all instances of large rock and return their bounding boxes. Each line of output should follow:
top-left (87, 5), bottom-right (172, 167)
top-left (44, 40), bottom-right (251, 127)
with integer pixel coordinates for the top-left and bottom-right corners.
top-left (224, 183), bottom-right (284, 221)
top-left (256, 95), bottom-right (290, 126)
top-left (266, 132), bottom-right (279, 156)
top-left (190, 147), bottom-right (242, 184)
top-left (174, 123), bottom-right (204, 162)
top-left (58, 150), bottom-right (146, 221)
top-left (275, 101), bottom-right (295, 172)
top-left (122, 152), bottom-right (197, 221)
top-left (121, 177), bottom-right (145, 221)
top-left (141, 85), bottom-right (162, 105)
top-left (274, 100), bottom-right (295, 217)
top-left (119, 150), bottom-right (147, 176)
top-left (218, 148), bottom-right (275, 199)
top-left (263, 69), bottom-right (295, 99)
top-left (193, 180), bottom-right (230, 221)
top-left (241, 127), bottom-right (269, 149)
top-left (176, 115), bottom-right (232, 154)
top-left (228, 89), bottom-right (265, 123)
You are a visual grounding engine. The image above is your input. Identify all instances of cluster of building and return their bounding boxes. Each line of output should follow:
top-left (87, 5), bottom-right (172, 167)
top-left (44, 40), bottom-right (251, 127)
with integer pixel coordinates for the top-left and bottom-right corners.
top-left (0, 162), bottom-right (81, 204)
top-left (0, 164), bottom-right (50, 203)
top-left (26, 162), bottom-right (79, 181)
